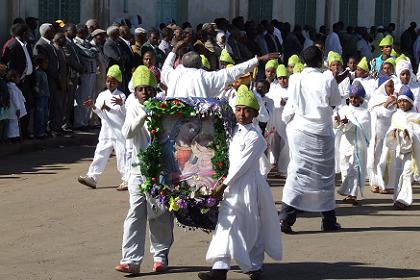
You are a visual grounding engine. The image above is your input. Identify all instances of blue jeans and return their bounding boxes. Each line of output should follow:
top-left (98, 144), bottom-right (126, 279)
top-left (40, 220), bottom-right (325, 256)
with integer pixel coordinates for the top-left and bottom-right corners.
top-left (34, 96), bottom-right (49, 137)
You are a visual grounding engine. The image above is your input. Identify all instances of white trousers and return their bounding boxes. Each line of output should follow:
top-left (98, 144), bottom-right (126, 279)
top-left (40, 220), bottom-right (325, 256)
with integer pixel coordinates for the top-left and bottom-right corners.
top-left (87, 138), bottom-right (127, 182)
top-left (74, 73), bottom-right (96, 128)
top-left (121, 175), bottom-right (174, 266)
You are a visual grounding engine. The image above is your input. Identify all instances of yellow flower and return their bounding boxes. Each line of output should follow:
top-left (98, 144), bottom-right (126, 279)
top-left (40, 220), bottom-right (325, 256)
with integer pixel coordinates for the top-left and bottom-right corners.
top-left (169, 197), bottom-right (180, 212)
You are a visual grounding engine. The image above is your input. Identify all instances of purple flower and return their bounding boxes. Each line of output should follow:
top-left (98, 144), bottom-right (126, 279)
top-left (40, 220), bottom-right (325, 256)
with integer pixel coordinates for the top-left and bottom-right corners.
top-left (176, 199), bottom-right (188, 209)
top-left (206, 197), bottom-right (217, 207)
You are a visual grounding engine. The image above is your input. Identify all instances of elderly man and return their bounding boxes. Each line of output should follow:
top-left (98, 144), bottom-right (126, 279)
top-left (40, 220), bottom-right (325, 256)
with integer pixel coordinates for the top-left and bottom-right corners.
top-left (62, 23), bottom-right (83, 131)
top-left (161, 41), bottom-right (279, 98)
top-left (132, 27), bottom-right (147, 65)
top-left (33, 23), bottom-right (61, 136)
top-left (118, 25), bottom-right (134, 93)
top-left (73, 24), bottom-right (97, 130)
top-left (86, 19), bottom-right (99, 40)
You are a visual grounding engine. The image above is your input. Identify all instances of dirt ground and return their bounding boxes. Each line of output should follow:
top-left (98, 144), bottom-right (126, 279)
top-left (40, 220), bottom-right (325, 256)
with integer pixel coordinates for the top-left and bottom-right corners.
top-left (0, 145), bottom-right (419, 280)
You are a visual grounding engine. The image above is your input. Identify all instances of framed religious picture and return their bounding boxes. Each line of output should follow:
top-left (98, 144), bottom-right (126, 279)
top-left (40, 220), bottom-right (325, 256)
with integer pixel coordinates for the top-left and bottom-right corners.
top-left (138, 97), bottom-right (234, 231)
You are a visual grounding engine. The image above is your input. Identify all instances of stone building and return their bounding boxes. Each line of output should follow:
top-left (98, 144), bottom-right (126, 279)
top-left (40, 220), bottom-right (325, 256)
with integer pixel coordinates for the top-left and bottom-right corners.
top-left (1, 0), bottom-right (419, 46)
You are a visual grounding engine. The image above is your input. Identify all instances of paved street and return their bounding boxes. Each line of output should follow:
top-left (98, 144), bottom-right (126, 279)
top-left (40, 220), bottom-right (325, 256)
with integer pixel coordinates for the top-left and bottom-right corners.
top-left (1, 144), bottom-right (420, 280)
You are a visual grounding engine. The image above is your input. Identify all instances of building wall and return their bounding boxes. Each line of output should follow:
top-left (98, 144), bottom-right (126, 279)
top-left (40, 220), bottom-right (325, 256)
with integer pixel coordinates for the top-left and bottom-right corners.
top-left (0, 0), bottom-right (419, 46)
top-left (188, 0), bottom-right (231, 26)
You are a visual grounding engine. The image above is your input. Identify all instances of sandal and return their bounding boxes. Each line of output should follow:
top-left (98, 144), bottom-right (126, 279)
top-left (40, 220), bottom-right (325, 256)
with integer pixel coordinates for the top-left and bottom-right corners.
top-left (371, 186), bottom-right (380, 193)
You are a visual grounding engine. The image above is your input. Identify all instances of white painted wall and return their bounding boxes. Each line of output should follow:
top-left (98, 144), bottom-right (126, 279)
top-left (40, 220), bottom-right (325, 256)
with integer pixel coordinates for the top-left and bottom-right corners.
top-left (273, 0), bottom-right (295, 26)
top-left (357, 0), bottom-right (375, 28)
top-left (187, 0), bottom-right (231, 27)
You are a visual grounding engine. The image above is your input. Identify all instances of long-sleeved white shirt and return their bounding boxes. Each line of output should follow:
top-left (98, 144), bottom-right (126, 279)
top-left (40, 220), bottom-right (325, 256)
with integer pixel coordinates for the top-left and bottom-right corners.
top-left (161, 52), bottom-right (259, 98)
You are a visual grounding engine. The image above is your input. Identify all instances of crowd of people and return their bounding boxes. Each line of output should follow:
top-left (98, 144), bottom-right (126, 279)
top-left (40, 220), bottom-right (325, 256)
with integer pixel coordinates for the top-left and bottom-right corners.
top-left (1, 14), bottom-right (420, 280)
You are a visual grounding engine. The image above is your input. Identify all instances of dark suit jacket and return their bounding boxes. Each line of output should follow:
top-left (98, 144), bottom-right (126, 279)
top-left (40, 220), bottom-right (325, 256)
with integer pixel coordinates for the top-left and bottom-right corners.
top-left (33, 38), bottom-right (59, 80)
top-left (103, 38), bottom-right (124, 69)
top-left (1, 37), bottom-right (32, 77)
top-left (62, 38), bottom-right (83, 78)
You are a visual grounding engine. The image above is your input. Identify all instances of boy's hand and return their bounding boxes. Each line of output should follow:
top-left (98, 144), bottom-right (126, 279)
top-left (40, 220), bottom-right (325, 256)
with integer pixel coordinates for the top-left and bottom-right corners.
top-left (393, 129), bottom-right (398, 139)
top-left (280, 98), bottom-right (287, 106)
top-left (341, 117), bottom-right (348, 124)
top-left (83, 99), bottom-right (94, 108)
top-left (213, 183), bottom-right (227, 201)
top-left (403, 129), bottom-right (410, 139)
top-left (334, 113), bottom-right (341, 123)
top-left (111, 96), bottom-right (124, 106)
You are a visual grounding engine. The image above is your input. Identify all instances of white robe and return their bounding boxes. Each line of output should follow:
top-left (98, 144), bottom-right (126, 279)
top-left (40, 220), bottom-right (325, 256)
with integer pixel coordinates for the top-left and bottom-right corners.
top-left (282, 67), bottom-right (341, 212)
top-left (6, 82), bottom-right (27, 138)
top-left (380, 109), bottom-right (420, 206)
top-left (334, 104), bottom-right (371, 197)
top-left (206, 123), bottom-right (282, 272)
top-left (161, 52), bottom-right (258, 98)
top-left (367, 81), bottom-right (396, 189)
top-left (266, 84), bottom-right (289, 174)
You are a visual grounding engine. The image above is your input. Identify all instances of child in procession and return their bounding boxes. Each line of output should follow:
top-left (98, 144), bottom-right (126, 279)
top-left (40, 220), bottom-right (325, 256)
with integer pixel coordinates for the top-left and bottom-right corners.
top-left (381, 86), bottom-right (420, 209)
top-left (77, 65), bottom-right (128, 190)
top-left (334, 81), bottom-right (371, 205)
top-left (116, 65), bottom-right (174, 274)
top-left (199, 86), bottom-right (282, 280)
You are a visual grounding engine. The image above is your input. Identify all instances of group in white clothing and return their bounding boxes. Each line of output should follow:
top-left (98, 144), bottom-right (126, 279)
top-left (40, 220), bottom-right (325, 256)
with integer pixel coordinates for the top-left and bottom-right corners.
top-left (72, 28), bottom-right (420, 280)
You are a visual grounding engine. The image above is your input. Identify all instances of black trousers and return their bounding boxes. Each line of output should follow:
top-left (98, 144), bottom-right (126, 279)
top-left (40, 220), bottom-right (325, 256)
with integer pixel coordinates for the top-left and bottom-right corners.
top-left (279, 203), bottom-right (337, 227)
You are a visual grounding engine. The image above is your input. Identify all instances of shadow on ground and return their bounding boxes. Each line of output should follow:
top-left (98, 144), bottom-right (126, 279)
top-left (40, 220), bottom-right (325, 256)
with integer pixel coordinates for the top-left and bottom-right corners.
top-left (257, 262), bottom-right (420, 280)
top-left (0, 145), bottom-right (96, 177)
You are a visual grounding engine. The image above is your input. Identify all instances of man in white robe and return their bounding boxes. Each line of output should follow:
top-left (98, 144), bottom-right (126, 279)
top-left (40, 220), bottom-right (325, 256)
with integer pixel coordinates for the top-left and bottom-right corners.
top-left (279, 46), bottom-right (342, 233)
top-left (161, 42), bottom-right (280, 98)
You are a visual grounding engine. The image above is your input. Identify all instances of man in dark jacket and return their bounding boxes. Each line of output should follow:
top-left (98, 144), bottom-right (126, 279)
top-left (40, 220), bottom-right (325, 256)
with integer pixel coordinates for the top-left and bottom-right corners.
top-left (2, 23), bottom-right (34, 138)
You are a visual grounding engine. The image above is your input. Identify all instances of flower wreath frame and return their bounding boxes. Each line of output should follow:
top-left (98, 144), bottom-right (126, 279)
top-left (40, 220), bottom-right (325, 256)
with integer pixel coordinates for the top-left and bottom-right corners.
top-left (138, 97), bottom-right (233, 230)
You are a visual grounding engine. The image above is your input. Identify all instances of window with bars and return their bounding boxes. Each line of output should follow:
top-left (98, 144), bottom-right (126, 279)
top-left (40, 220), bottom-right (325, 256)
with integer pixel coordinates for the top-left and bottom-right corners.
top-left (294, 0), bottom-right (316, 27)
top-left (339, 0), bottom-right (358, 27)
top-left (248, 0), bottom-right (273, 23)
top-left (375, 0), bottom-right (391, 26)
top-left (39, 0), bottom-right (80, 24)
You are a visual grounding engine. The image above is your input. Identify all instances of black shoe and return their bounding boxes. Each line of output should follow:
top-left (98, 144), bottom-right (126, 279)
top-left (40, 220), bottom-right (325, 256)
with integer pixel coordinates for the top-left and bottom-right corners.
top-left (247, 269), bottom-right (263, 280)
top-left (321, 222), bottom-right (341, 232)
top-left (198, 269), bottom-right (227, 280)
top-left (280, 220), bottom-right (295, 234)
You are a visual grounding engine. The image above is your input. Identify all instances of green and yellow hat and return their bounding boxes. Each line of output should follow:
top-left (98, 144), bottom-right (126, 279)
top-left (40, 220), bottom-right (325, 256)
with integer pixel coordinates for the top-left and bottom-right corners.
top-left (201, 55), bottom-right (211, 70)
top-left (395, 53), bottom-right (408, 64)
top-left (293, 62), bottom-right (304, 74)
top-left (327, 51), bottom-right (343, 66)
top-left (265, 59), bottom-right (279, 70)
top-left (132, 65), bottom-right (157, 88)
top-left (236, 84), bottom-right (259, 111)
top-left (276, 64), bottom-right (288, 77)
top-left (288, 54), bottom-right (300, 66)
top-left (357, 57), bottom-right (369, 72)
top-left (391, 48), bottom-right (399, 58)
top-left (107, 65), bottom-right (122, 83)
top-left (379, 35), bottom-right (393, 47)
top-left (383, 57), bottom-right (396, 70)
top-left (220, 49), bottom-right (235, 64)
